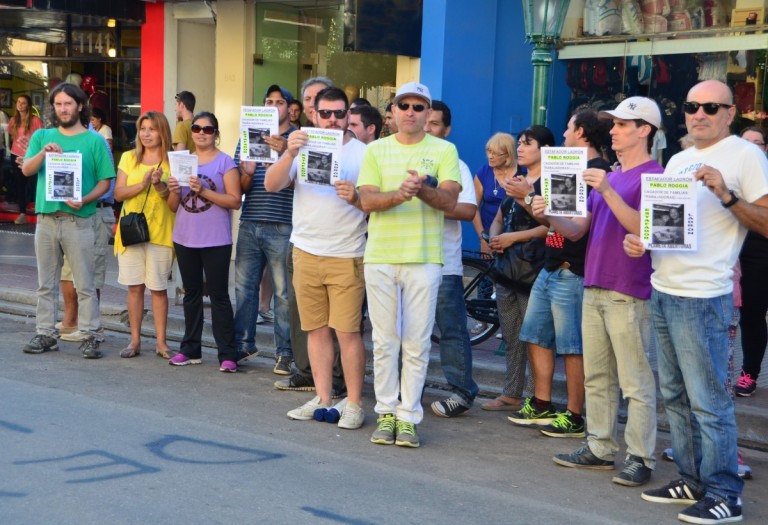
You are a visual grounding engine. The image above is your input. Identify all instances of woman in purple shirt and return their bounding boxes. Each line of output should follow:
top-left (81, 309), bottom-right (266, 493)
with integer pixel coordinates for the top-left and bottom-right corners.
top-left (167, 112), bottom-right (242, 372)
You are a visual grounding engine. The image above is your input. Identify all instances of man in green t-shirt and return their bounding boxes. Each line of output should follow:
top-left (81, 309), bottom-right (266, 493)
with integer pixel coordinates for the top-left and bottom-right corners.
top-left (357, 82), bottom-right (461, 448)
top-left (21, 82), bottom-right (114, 359)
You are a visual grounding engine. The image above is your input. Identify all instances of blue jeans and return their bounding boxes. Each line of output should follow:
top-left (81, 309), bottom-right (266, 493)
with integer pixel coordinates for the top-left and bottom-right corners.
top-left (234, 221), bottom-right (292, 357)
top-left (652, 289), bottom-right (743, 504)
top-left (435, 275), bottom-right (479, 406)
top-left (520, 267), bottom-right (584, 355)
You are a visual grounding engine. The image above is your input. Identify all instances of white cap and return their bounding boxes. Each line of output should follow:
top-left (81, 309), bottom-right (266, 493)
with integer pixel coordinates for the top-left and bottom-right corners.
top-left (393, 81), bottom-right (432, 106)
top-left (600, 96), bottom-right (662, 128)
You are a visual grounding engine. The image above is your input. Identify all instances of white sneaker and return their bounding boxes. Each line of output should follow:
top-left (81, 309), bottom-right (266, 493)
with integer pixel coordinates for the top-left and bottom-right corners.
top-left (338, 401), bottom-right (365, 429)
top-left (60, 327), bottom-right (105, 343)
top-left (256, 314), bottom-right (265, 324)
top-left (287, 396), bottom-right (329, 420)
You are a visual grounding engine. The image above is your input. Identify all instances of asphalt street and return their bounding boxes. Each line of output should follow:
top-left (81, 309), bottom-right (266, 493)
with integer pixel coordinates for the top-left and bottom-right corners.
top-left (1, 313), bottom-right (767, 525)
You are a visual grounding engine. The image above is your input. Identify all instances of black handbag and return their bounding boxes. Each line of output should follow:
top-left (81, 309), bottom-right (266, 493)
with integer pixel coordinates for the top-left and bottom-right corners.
top-left (491, 197), bottom-right (546, 291)
top-left (119, 184), bottom-right (151, 246)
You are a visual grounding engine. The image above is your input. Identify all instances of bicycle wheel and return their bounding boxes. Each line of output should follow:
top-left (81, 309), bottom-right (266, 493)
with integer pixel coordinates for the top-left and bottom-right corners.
top-left (432, 257), bottom-right (500, 346)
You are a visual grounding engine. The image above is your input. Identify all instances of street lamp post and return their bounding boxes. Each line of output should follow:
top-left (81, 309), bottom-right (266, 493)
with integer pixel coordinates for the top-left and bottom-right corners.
top-left (522, 0), bottom-right (570, 126)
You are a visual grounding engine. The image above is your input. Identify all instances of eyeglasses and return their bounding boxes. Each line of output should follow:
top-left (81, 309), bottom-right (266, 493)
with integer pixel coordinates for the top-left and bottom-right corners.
top-left (486, 149), bottom-right (508, 157)
top-left (191, 124), bottom-right (216, 135)
top-left (316, 109), bottom-right (348, 119)
top-left (396, 102), bottom-right (427, 112)
top-left (682, 101), bottom-right (733, 115)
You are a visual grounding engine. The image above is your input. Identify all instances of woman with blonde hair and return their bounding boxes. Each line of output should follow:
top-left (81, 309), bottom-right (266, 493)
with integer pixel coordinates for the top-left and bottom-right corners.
top-left (114, 111), bottom-right (176, 358)
top-left (472, 132), bottom-right (518, 256)
top-left (9, 94), bottom-right (44, 224)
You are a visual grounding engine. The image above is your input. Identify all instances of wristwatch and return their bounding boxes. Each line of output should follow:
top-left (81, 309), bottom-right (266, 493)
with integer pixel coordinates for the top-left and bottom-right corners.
top-left (524, 191), bottom-right (536, 206)
top-left (721, 190), bottom-right (739, 208)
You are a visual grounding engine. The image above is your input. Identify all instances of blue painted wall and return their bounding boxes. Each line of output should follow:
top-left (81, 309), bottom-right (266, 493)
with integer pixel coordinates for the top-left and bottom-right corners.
top-left (421, 0), bottom-right (571, 250)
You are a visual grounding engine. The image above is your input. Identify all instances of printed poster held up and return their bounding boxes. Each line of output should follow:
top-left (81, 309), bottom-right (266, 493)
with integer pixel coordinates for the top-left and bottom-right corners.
top-left (540, 147), bottom-right (588, 218)
top-left (45, 152), bottom-right (82, 202)
top-left (640, 173), bottom-right (697, 251)
top-left (297, 127), bottom-right (343, 186)
top-left (240, 106), bottom-right (279, 163)
top-left (169, 150), bottom-right (197, 188)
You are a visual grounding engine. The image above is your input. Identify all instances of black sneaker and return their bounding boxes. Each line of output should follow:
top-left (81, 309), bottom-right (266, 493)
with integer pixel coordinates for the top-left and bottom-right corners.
top-left (553, 446), bottom-right (614, 469)
top-left (23, 334), bottom-right (59, 354)
top-left (431, 396), bottom-right (470, 418)
top-left (274, 373), bottom-right (315, 391)
top-left (236, 348), bottom-right (258, 364)
top-left (331, 385), bottom-right (347, 399)
top-left (539, 410), bottom-right (586, 438)
top-left (642, 479), bottom-right (704, 505)
top-left (273, 355), bottom-right (292, 375)
top-left (678, 497), bottom-right (743, 524)
top-left (734, 370), bottom-right (756, 397)
top-left (80, 336), bottom-right (103, 359)
top-left (612, 455), bottom-right (652, 486)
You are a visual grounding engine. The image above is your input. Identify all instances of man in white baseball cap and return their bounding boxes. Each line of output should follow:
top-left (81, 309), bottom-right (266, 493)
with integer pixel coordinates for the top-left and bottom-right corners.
top-left (599, 96), bottom-right (662, 128)
top-left (392, 81), bottom-right (432, 107)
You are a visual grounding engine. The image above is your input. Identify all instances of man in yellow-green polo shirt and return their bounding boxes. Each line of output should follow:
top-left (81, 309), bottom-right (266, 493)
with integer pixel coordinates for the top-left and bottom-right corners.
top-left (357, 82), bottom-right (461, 448)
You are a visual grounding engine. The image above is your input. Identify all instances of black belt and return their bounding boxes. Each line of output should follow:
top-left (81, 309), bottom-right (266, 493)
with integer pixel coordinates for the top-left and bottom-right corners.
top-left (96, 202), bottom-right (113, 208)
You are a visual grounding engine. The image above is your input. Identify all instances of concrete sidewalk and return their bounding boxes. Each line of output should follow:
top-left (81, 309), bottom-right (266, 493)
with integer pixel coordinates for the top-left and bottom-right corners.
top-left (0, 222), bottom-right (766, 450)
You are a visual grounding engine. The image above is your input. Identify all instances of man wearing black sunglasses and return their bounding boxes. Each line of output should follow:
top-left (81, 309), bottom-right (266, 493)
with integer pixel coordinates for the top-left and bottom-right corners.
top-left (265, 86), bottom-right (367, 430)
top-left (625, 80), bottom-right (768, 524)
top-left (357, 82), bottom-right (461, 448)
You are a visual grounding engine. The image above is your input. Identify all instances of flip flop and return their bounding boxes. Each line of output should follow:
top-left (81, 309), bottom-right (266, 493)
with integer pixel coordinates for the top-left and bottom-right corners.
top-left (155, 348), bottom-right (171, 359)
top-left (120, 345), bottom-right (141, 358)
top-left (481, 397), bottom-right (522, 411)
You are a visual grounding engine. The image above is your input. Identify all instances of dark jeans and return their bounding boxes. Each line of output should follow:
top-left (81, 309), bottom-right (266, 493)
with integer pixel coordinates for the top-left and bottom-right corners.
top-left (11, 154), bottom-right (34, 214)
top-left (174, 242), bottom-right (237, 363)
top-left (287, 244), bottom-right (344, 389)
top-left (740, 257), bottom-right (768, 379)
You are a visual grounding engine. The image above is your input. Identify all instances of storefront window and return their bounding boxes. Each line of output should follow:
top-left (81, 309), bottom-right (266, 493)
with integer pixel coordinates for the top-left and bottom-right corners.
top-left (254, 2), bottom-right (404, 120)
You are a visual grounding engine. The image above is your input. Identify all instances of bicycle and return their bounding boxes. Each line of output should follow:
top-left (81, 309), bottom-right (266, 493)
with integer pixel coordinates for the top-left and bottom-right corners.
top-left (432, 250), bottom-right (500, 346)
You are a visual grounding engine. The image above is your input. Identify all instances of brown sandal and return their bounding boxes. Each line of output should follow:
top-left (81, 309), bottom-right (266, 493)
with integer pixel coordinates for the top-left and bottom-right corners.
top-left (120, 345), bottom-right (141, 358)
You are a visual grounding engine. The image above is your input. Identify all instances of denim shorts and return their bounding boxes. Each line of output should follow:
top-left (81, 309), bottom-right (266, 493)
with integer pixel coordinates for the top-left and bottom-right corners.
top-left (520, 266), bottom-right (584, 355)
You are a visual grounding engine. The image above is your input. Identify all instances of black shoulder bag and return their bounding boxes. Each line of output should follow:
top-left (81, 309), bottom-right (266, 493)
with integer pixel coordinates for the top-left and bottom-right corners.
top-left (119, 183), bottom-right (151, 246)
top-left (491, 197), bottom-right (546, 291)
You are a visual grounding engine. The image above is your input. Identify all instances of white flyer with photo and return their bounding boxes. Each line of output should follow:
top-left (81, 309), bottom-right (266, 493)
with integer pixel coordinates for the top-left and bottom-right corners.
top-left (240, 106), bottom-right (279, 163)
top-left (296, 127), bottom-right (343, 186)
top-left (45, 152), bottom-right (82, 201)
top-left (169, 150), bottom-right (198, 187)
top-left (640, 173), bottom-right (697, 250)
top-left (540, 147), bottom-right (588, 217)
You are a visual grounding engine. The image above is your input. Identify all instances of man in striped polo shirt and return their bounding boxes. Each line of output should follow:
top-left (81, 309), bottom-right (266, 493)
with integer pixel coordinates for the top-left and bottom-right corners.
top-left (358, 82), bottom-right (461, 448)
top-left (234, 84), bottom-right (297, 374)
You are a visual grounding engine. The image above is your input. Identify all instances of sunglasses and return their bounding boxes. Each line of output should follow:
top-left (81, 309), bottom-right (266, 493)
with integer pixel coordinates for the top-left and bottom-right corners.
top-left (682, 101), bottom-right (733, 115)
top-left (396, 102), bottom-right (427, 112)
top-left (191, 124), bottom-right (216, 135)
top-left (316, 109), bottom-right (348, 119)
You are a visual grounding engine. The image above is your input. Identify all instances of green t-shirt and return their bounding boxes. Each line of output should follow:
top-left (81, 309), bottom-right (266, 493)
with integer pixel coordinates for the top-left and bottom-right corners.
top-left (26, 128), bottom-right (115, 218)
top-left (357, 134), bottom-right (461, 264)
top-left (172, 119), bottom-right (196, 153)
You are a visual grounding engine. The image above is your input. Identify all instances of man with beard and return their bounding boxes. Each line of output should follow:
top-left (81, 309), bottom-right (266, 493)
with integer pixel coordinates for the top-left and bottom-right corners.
top-left (21, 82), bottom-right (113, 359)
top-left (265, 87), bottom-right (367, 429)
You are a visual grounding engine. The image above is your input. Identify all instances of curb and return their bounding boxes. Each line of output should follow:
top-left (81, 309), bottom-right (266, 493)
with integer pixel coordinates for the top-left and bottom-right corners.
top-left (2, 287), bottom-right (766, 451)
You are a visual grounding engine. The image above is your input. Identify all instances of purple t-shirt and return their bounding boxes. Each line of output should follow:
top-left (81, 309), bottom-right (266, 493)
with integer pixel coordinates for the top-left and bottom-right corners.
top-left (172, 151), bottom-right (237, 248)
top-left (584, 159), bottom-right (662, 300)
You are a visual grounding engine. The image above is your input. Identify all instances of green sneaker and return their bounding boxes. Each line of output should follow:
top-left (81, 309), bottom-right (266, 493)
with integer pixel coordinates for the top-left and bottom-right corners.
top-left (539, 410), bottom-right (585, 438)
top-left (507, 398), bottom-right (558, 426)
top-left (370, 414), bottom-right (396, 445)
top-left (395, 420), bottom-right (420, 448)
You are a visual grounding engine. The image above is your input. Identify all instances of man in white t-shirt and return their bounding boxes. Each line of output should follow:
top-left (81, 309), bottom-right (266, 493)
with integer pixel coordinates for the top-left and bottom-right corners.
top-left (625, 80), bottom-right (768, 524)
top-left (265, 86), bottom-right (368, 430)
top-left (424, 100), bottom-right (479, 417)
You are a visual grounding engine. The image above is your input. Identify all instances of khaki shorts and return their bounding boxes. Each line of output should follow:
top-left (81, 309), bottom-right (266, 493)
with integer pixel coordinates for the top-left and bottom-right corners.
top-left (117, 243), bottom-right (174, 291)
top-left (292, 247), bottom-right (365, 333)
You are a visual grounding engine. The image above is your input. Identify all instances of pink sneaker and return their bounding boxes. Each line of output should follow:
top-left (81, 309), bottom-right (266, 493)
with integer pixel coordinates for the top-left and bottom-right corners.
top-left (219, 360), bottom-right (237, 373)
top-left (735, 370), bottom-right (756, 397)
top-left (169, 353), bottom-right (202, 366)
